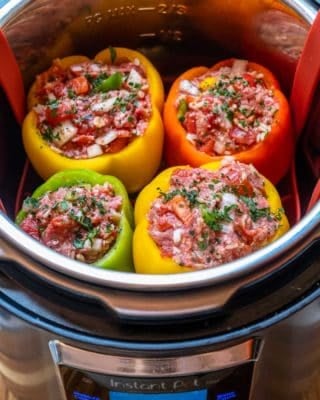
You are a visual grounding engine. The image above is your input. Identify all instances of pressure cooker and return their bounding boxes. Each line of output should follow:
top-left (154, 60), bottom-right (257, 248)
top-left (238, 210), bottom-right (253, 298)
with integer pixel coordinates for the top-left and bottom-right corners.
top-left (0, 0), bottom-right (320, 399)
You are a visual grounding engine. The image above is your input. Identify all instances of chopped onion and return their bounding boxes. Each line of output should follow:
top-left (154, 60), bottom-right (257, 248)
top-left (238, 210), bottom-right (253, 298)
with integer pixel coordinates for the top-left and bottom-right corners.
top-left (92, 238), bottom-right (104, 251)
top-left (221, 193), bottom-right (238, 208)
top-left (186, 133), bottom-right (197, 143)
top-left (221, 223), bottom-right (234, 234)
top-left (34, 104), bottom-right (45, 113)
top-left (231, 59), bottom-right (248, 74)
top-left (96, 130), bottom-right (118, 146)
top-left (173, 229), bottom-right (183, 244)
top-left (83, 239), bottom-right (91, 249)
top-left (53, 121), bottom-right (78, 147)
top-left (179, 80), bottom-right (200, 96)
top-left (87, 143), bottom-right (103, 158)
top-left (70, 64), bottom-right (83, 74)
top-left (213, 140), bottom-right (226, 155)
top-left (93, 116), bottom-right (107, 128)
top-left (76, 254), bottom-right (85, 261)
top-left (47, 93), bottom-right (57, 102)
top-left (127, 69), bottom-right (142, 86)
top-left (91, 97), bottom-right (117, 112)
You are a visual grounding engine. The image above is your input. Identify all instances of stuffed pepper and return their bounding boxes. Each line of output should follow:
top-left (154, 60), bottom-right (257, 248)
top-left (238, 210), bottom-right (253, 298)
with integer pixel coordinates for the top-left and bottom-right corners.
top-left (23, 47), bottom-right (164, 193)
top-left (164, 58), bottom-right (293, 184)
top-left (16, 170), bottom-right (134, 271)
top-left (133, 159), bottom-right (289, 274)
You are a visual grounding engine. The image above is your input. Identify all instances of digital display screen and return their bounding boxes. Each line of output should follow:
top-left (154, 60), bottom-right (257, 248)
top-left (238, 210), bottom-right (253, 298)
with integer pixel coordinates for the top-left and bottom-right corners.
top-left (72, 391), bottom-right (240, 400)
top-left (60, 362), bottom-right (253, 400)
top-left (109, 390), bottom-right (207, 400)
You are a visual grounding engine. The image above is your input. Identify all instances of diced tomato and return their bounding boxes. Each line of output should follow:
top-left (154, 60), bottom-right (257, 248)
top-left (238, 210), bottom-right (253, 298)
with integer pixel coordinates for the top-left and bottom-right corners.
top-left (232, 182), bottom-right (254, 197)
top-left (69, 76), bottom-right (89, 95)
top-left (167, 195), bottom-right (193, 224)
top-left (20, 217), bottom-right (40, 240)
top-left (184, 114), bottom-right (196, 133)
top-left (199, 138), bottom-right (215, 154)
top-left (117, 129), bottom-right (131, 138)
top-left (45, 102), bottom-right (75, 126)
top-left (42, 215), bottom-right (77, 244)
top-left (230, 127), bottom-right (255, 145)
top-left (243, 73), bottom-right (257, 87)
top-left (71, 134), bottom-right (95, 146)
top-left (51, 82), bottom-right (66, 98)
top-left (155, 218), bottom-right (173, 232)
top-left (77, 123), bottom-right (96, 136)
top-left (107, 137), bottom-right (129, 153)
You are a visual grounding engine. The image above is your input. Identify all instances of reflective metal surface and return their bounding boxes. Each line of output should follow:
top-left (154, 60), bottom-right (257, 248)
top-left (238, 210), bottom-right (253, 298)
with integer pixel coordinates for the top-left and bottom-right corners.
top-left (50, 340), bottom-right (257, 376)
top-left (0, 0), bottom-right (319, 290)
top-left (0, 296), bottom-right (320, 400)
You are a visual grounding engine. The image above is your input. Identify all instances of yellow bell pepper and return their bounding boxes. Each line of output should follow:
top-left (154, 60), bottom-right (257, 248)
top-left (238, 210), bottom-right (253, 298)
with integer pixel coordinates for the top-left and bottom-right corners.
top-left (133, 160), bottom-right (289, 274)
top-left (23, 47), bottom-right (164, 193)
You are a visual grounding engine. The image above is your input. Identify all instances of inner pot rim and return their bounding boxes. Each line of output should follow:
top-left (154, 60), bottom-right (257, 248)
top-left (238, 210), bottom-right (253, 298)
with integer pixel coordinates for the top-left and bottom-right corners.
top-left (0, 0), bottom-right (318, 291)
top-left (0, 202), bottom-right (319, 291)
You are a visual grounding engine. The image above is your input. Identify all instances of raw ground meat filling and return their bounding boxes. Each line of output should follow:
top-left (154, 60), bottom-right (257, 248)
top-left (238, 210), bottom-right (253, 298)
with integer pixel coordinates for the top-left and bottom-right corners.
top-left (148, 160), bottom-right (281, 269)
top-left (20, 183), bottom-right (122, 263)
top-left (33, 58), bottom-right (152, 159)
top-left (177, 60), bottom-right (279, 155)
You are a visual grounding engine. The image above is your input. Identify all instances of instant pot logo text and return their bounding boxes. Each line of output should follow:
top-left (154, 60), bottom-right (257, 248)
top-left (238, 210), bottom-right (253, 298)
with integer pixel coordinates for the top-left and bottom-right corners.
top-left (108, 378), bottom-right (203, 392)
top-left (100, 377), bottom-right (218, 393)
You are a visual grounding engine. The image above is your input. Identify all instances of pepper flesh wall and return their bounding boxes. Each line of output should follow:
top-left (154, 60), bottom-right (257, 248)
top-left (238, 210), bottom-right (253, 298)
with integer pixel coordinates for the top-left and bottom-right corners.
top-left (133, 159), bottom-right (289, 274)
top-left (23, 47), bottom-right (164, 193)
top-left (164, 58), bottom-right (293, 184)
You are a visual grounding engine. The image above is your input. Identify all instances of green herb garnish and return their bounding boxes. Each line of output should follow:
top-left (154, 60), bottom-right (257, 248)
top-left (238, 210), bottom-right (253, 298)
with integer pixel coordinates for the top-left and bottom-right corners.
top-left (42, 127), bottom-right (56, 142)
top-left (22, 197), bottom-right (39, 211)
top-left (177, 99), bottom-right (188, 122)
top-left (202, 205), bottom-right (236, 231)
top-left (109, 46), bottom-right (117, 64)
top-left (157, 187), bottom-right (199, 207)
top-left (67, 88), bottom-right (76, 99)
top-left (95, 72), bottom-right (123, 93)
top-left (240, 196), bottom-right (272, 222)
top-left (73, 237), bottom-right (85, 249)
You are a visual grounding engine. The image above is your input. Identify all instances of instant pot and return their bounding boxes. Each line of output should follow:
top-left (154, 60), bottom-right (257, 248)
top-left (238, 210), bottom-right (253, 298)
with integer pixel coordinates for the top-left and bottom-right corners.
top-left (0, 1), bottom-right (320, 399)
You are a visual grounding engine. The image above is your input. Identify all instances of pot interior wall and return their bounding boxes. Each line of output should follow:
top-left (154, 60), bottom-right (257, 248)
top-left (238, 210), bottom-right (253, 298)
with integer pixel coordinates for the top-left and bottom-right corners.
top-left (0, 0), bottom-right (316, 224)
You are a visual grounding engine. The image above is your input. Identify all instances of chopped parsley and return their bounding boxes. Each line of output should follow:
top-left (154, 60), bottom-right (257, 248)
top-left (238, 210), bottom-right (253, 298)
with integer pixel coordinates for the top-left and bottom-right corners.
top-left (42, 126), bottom-right (58, 142)
top-left (58, 200), bottom-right (70, 211)
top-left (202, 205), bottom-right (236, 232)
top-left (221, 103), bottom-right (234, 122)
top-left (22, 197), bottom-right (39, 211)
top-left (67, 88), bottom-right (76, 99)
top-left (90, 73), bottom-right (108, 92)
top-left (69, 209), bottom-right (93, 231)
top-left (157, 187), bottom-right (199, 207)
top-left (240, 196), bottom-right (273, 222)
top-left (109, 46), bottom-right (117, 64)
top-left (73, 237), bottom-right (85, 249)
top-left (47, 99), bottom-right (59, 117)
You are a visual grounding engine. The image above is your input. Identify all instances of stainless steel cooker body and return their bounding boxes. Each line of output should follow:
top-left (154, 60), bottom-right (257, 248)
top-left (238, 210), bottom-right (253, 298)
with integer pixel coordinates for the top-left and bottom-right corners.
top-left (1, 275), bottom-right (320, 400)
top-left (0, 1), bottom-right (320, 399)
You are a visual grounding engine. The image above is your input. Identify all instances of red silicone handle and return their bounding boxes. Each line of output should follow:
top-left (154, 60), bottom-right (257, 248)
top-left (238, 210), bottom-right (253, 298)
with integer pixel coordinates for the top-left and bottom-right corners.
top-left (290, 11), bottom-right (320, 136)
top-left (0, 29), bottom-right (25, 124)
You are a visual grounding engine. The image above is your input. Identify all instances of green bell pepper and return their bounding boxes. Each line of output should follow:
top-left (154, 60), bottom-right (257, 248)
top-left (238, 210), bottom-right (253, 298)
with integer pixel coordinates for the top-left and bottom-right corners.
top-left (96, 71), bottom-right (123, 93)
top-left (16, 169), bottom-right (134, 272)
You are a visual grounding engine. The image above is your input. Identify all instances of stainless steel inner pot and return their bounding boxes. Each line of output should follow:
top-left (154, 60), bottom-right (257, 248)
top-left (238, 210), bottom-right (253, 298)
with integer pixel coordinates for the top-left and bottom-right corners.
top-left (0, 0), bottom-right (319, 301)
